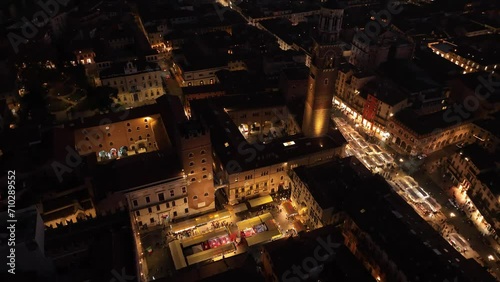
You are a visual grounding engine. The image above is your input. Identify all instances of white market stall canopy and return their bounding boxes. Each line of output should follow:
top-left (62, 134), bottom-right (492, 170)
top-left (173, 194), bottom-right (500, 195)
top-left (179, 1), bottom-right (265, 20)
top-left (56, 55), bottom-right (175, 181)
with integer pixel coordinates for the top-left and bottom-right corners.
top-left (248, 195), bottom-right (273, 208)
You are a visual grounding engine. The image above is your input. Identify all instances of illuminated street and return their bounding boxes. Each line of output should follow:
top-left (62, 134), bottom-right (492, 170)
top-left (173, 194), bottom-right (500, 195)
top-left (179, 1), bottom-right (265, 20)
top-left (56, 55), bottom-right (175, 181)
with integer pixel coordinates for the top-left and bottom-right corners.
top-left (332, 113), bottom-right (500, 278)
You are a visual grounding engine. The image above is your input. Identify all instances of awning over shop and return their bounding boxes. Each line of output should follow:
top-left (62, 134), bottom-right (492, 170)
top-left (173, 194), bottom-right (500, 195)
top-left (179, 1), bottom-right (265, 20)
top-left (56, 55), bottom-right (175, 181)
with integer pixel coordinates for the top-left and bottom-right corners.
top-left (181, 227), bottom-right (228, 248)
top-left (248, 195), bottom-right (273, 208)
top-left (293, 220), bottom-right (305, 232)
top-left (236, 213), bottom-right (273, 230)
top-left (425, 197), bottom-right (441, 212)
top-left (169, 240), bottom-right (187, 270)
top-left (407, 188), bottom-right (424, 203)
top-left (245, 220), bottom-right (281, 247)
top-left (186, 243), bottom-right (235, 265)
top-left (232, 203), bottom-right (248, 213)
top-left (171, 210), bottom-right (231, 233)
top-left (283, 201), bottom-right (297, 216)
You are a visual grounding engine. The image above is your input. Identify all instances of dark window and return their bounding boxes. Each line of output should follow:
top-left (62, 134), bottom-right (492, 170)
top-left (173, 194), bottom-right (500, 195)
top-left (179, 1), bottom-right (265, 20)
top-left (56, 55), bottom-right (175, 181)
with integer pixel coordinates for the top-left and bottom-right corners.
top-left (156, 205), bottom-right (160, 211)
top-left (158, 193), bottom-right (165, 201)
top-left (184, 198), bottom-right (187, 203)
top-left (133, 200), bottom-right (138, 206)
top-left (172, 201), bottom-right (176, 207)
top-left (185, 208), bottom-right (189, 213)
top-left (145, 196), bottom-right (150, 203)
top-left (135, 211), bottom-right (140, 216)
top-left (173, 211), bottom-right (177, 217)
top-left (150, 218), bottom-right (154, 223)
top-left (148, 207), bottom-right (152, 213)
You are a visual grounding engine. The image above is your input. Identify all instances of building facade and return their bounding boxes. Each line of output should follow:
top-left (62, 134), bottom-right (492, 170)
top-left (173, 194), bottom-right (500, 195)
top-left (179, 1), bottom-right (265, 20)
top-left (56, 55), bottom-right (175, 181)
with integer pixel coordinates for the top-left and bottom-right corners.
top-left (387, 113), bottom-right (472, 155)
top-left (125, 176), bottom-right (189, 227)
top-left (73, 114), bottom-right (161, 161)
top-left (350, 30), bottom-right (414, 71)
top-left (100, 61), bottom-right (165, 106)
top-left (428, 41), bottom-right (499, 74)
top-left (444, 144), bottom-right (499, 232)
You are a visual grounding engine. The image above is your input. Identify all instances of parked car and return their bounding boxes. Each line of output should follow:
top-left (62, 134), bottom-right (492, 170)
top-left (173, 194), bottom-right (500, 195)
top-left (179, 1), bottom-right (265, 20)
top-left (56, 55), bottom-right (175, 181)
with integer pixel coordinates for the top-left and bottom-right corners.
top-left (417, 154), bottom-right (427, 160)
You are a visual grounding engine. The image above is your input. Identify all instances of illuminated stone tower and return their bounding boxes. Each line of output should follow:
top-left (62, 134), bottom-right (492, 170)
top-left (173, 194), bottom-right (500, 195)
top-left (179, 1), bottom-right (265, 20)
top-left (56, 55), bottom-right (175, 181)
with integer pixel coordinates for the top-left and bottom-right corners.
top-left (178, 120), bottom-right (215, 213)
top-left (302, 3), bottom-right (344, 137)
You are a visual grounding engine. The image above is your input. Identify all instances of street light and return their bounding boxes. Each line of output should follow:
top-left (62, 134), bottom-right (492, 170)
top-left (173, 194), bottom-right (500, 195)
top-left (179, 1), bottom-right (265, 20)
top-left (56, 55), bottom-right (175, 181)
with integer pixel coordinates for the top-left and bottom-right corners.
top-left (450, 212), bottom-right (456, 218)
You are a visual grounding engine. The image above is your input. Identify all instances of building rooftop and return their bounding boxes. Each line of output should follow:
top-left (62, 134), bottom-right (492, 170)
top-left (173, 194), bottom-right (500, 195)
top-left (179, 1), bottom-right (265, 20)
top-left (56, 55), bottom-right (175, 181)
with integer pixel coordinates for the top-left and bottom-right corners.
top-left (473, 111), bottom-right (500, 139)
top-left (343, 176), bottom-right (496, 282)
top-left (215, 70), bottom-right (265, 95)
top-left (100, 60), bottom-right (161, 78)
top-left (190, 95), bottom-right (346, 173)
top-left (413, 47), bottom-right (463, 83)
top-left (360, 80), bottom-right (408, 106)
top-left (182, 84), bottom-right (225, 96)
top-left (44, 211), bottom-right (136, 282)
top-left (42, 187), bottom-right (92, 213)
top-left (477, 170), bottom-right (500, 196)
top-left (452, 34), bottom-right (500, 65)
top-left (293, 157), bottom-right (371, 209)
top-left (68, 104), bottom-right (160, 129)
top-left (393, 108), bottom-right (470, 136)
top-left (175, 43), bottom-right (227, 72)
top-left (92, 150), bottom-right (183, 197)
top-left (262, 224), bottom-right (375, 282)
top-left (459, 143), bottom-right (497, 171)
top-left (379, 60), bottom-right (442, 94)
top-left (281, 67), bottom-right (309, 81)
top-left (178, 119), bottom-right (208, 139)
